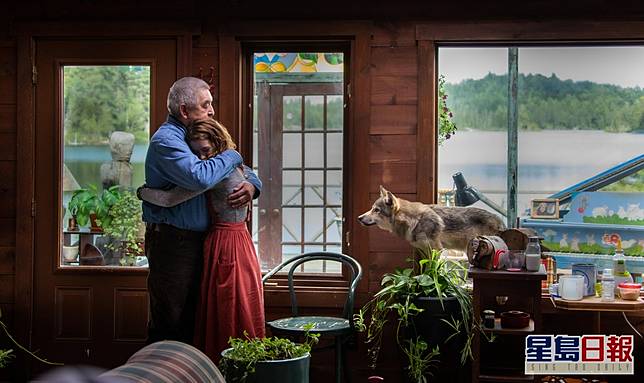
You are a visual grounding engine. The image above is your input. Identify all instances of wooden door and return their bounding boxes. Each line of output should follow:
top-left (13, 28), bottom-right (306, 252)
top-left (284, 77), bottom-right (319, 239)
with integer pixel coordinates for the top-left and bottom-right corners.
top-left (32, 39), bottom-right (176, 370)
top-left (255, 82), bottom-right (344, 269)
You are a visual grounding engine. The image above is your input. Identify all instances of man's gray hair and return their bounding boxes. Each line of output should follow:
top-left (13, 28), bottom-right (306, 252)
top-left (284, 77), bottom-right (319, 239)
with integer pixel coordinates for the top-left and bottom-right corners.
top-left (167, 77), bottom-right (211, 117)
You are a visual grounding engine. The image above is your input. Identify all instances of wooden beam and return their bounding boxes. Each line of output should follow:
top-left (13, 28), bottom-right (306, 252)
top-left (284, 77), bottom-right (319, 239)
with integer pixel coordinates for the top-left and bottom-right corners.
top-left (13, 21), bottom-right (200, 37)
top-left (416, 40), bottom-right (436, 204)
top-left (416, 21), bottom-right (644, 41)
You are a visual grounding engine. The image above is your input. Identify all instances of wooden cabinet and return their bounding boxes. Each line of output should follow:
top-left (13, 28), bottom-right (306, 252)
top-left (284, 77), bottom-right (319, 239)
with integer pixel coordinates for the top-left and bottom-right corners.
top-left (469, 266), bottom-right (546, 383)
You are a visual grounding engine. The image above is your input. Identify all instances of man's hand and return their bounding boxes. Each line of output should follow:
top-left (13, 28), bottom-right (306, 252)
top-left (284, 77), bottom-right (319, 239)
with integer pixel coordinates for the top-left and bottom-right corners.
top-left (228, 181), bottom-right (255, 209)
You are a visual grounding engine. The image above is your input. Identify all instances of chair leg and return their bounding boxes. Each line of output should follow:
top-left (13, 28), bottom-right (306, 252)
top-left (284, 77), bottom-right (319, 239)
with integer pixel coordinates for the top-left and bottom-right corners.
top-left (335, 335), bottom-right (343, 383)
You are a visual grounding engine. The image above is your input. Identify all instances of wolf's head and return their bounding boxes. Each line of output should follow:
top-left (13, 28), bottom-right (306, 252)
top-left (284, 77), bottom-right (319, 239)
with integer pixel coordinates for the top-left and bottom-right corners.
top-left (357, 185), bottom-right (399, 232)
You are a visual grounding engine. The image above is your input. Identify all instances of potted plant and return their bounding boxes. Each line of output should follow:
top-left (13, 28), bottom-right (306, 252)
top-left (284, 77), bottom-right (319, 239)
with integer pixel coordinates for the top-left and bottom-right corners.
top-left (102, 190), bottom-right (144, 266)
top-left (68, 184), bottom-right (121, 230)
top-left (219, 329), bottom-right (319, 383)
top-left (354, 247), bottom-right (493, 383)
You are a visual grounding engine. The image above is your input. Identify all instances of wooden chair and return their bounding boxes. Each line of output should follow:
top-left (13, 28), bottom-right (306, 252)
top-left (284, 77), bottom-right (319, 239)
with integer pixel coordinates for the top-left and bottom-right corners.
top-left (262, 252), bottom-right (363, 383)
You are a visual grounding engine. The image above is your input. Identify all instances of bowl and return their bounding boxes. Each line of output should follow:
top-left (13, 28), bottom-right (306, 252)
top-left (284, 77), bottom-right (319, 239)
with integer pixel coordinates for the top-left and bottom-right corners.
top-left (500, 310), bottom-right (530, 329)
top-left (618, 283), bottom-right (641, 301)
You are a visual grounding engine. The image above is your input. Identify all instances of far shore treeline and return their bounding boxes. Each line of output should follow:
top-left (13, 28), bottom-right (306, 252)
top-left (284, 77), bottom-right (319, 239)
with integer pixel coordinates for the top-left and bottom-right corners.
top-left (445, 73), bottom-right (644, 133)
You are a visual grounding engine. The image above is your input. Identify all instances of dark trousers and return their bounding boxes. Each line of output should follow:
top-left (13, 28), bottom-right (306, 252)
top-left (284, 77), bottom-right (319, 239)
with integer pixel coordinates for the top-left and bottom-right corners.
top-left (145, 223), bottom-right (206, 345)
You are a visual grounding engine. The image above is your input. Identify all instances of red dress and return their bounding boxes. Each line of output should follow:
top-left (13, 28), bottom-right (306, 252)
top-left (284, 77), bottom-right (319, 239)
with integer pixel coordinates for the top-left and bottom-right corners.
top-left (194, 171), bottom-right (265, 362)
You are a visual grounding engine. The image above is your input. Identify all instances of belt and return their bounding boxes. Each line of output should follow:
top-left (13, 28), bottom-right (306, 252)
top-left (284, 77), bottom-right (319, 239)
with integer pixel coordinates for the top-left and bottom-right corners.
top-left (146, 223), bottom-right (205, 240)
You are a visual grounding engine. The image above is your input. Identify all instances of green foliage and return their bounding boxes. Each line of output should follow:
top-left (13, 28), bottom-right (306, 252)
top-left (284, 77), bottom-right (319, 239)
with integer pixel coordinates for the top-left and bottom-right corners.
top-left (64, 66), bottom-right (150, 145)
top-left (438, 75), bottom-right (458, 145)
top-left (102, 191), bottom-right (144, 266)
top-left (354, 248), bottom-right (493, 381)
top-left (0, 349), bottom-right (13, 369)
top-left (219, 327), bottom-right (320, 383)
top-left (444, 73), bottom-right (644, 132)
top-left (68, 184), bottom-right (121, 228)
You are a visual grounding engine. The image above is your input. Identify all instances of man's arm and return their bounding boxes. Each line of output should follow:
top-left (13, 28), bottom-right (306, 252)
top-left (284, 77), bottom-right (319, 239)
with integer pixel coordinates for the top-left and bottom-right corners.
top-left (153, 135), bottom-right (242, 191)
top-left (228, 165), bottom-right (262, 209)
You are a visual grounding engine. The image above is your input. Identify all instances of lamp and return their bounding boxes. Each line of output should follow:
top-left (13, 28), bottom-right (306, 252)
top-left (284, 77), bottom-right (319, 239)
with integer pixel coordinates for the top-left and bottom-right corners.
top-left (452, 172), bottom-right (507, 217)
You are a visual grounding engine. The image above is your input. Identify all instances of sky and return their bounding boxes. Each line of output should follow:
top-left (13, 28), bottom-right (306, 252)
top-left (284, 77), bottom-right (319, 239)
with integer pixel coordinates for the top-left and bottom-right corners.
top-left (438, 46), bottom-right (644, 88)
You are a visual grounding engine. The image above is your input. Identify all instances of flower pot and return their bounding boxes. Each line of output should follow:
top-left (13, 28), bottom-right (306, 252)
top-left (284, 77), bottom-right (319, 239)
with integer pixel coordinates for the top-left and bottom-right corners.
top-left (410, 296), bottom-right (469, 383)
top-left (89, 213), bottom-right (102, 232)
top-left (220, 349), bottom-right (310, 383)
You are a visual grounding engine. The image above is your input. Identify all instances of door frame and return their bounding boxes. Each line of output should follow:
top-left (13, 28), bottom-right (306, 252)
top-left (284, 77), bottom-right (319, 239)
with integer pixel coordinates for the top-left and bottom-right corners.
top-left (14, 21), bottom-right (195, 378)
top-left (218, 23), bottom-right (372, 306)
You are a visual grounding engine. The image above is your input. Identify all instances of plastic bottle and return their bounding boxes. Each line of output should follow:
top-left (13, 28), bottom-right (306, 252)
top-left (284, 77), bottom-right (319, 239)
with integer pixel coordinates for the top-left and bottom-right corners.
top-left (525, 236), bottom-right (541, 272)
top-left (601, 268), bottom-right (615, 302)
top-left (613, 240), bottom-right (633, 286)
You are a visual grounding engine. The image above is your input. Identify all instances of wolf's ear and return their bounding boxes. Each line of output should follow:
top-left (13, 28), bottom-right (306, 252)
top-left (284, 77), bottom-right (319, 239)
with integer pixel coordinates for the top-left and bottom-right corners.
top-left (384, 190), bottom-right (397, 207)
top-left (379, 185), bottom-right (388, 198)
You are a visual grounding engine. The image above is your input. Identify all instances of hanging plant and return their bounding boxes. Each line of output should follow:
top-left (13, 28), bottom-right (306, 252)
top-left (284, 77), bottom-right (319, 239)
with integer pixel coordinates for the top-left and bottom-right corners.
top-left (438, 75), bottom-right (458, 146)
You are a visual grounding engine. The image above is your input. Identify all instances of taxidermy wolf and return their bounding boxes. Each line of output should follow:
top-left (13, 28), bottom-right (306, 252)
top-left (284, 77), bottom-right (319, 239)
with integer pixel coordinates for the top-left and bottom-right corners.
top-left (358, 186), bottom-right (505, 251)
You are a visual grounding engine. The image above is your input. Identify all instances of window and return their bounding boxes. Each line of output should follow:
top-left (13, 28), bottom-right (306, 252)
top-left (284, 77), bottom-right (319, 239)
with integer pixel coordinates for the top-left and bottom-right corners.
top-left (437, 46), bottom-right (644, 216)
top-left (62, 65), bottom-right (150, 268)
top-left (249, 51), bottom-right (346, 273)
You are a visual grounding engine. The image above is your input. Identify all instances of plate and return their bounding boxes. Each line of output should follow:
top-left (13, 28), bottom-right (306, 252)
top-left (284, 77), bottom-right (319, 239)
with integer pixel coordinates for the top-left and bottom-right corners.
top-left (506, 268), bottom-right (522, 272)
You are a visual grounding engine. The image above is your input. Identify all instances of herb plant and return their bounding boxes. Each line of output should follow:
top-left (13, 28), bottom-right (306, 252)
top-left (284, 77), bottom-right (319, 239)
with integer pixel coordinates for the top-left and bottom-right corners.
top-left (219, 327), bottom-right (320, 383)
top-left (68, 184), bottom-right (121, 228)
top-left (102, 190), bottom-right (143, 266)
top-left (354, 248), bottom-right (493, 382)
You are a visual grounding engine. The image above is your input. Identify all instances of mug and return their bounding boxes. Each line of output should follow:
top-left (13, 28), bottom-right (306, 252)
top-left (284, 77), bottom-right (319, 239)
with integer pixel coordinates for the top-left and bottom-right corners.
top-left (62, 245), bottom-right (79, 263)
top-left (572, 263), bottom-right (596, 296)
top-left (559, 275), bottom-right (584, 301)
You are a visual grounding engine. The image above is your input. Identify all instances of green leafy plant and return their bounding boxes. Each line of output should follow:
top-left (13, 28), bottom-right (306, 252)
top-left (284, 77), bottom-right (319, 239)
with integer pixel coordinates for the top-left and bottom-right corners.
top-left (354, 248), bottom-right (493, 382)
top-left (68, 184), bottom-right (121, 228)
top-left (438, 74), bottom-right (458, 146)
top-left (219, 326), bottom-right (320, 383)
top-left (102, 191), bottom-right (144, 266)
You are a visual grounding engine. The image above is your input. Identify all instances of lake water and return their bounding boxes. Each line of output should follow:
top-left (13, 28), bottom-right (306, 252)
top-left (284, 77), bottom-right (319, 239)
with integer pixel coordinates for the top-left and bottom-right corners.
top-left (63, 131), bottom-right (643, 215)
top-left (440, 130), bottom-right (644, 213)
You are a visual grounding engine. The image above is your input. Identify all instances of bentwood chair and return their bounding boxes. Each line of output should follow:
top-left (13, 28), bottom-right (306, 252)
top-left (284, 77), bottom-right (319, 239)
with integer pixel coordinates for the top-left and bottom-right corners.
top-left (262, 252), bottom-right (363, 383)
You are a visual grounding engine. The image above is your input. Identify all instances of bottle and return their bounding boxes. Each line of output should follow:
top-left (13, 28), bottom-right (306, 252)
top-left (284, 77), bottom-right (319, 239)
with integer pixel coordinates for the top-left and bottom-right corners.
top-left (613, 240), bottom-right (633, 286)
top-left (525, 236), bottom-right (541, 272)
top-left (601, 268), bottom-right (615, 302)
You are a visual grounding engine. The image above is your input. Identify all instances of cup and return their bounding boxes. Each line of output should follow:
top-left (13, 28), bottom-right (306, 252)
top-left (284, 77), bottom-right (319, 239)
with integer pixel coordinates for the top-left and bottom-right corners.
top-left (572, 263), bottom-right (596, 296)
top-left (559, 275), bottom-right (584, 300)
top-left (62, 245), bottom-right (79, 263)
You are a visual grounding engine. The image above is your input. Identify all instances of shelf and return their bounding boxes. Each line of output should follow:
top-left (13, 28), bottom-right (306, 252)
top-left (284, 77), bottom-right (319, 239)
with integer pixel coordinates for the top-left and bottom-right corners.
top-left (479, 374), bottom-right (534, 382)
top-left (553, 296), bottom-right (644, 312)
top-left (64, 227), bottom-right (103, 235)
top-left (469, 265), bottom-right (547, 281)
top-left (483, 318), bottom-right (534, 335)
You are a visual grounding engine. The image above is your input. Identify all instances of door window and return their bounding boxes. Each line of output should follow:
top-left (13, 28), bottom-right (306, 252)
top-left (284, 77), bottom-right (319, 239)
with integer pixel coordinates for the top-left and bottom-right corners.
top-left (250, 52), bottom-right (346, 273)
top-left (62, 65), bottom-right (150, 268)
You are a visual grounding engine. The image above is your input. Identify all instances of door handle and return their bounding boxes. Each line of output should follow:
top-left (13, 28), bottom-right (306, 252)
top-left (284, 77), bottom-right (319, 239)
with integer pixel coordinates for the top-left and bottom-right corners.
top-left (259, 209), bottom-right (267, 215)
top-left (272, 208), bottom-right (280, 215)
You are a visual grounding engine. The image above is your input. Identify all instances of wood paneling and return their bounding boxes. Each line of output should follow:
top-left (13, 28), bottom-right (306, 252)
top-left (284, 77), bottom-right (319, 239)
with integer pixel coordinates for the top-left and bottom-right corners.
top-left (370, 46), bottom-right (417, 77)
top-left (0, 133), bottom-right (15, 160)
top-left (192, 45), bottom-right (218, 106)
top-left (371, 21), bottom-right (416, 47)
top-left (369, 162), bottom-right (416, 194)
top-left (0, 248), bottom-right (14, 274)
top-left (369, 134), bottom-right (417, 163)
top-left (0, 45), bottom-right (16, 104)
top-left (416, 40), bottom-right (436, 204)
top-left (0, 161), bottom-right (16, 218)
top-left (114, 288), bottom-right (148, 341)
top-left (367, 251), bottom-right (413, 291)
top-left (370, 105), bottom-right (417, 135)
top-left (0, 105), bottom-right (16, 133)
top-left (0, 275), bottom-right (14, 303)
top-left (0, 219), bottom-right (15, 246)
top-left (55, 287), bottom-right (92, 340)
top-left (371, 75), bottom-right (417, 105)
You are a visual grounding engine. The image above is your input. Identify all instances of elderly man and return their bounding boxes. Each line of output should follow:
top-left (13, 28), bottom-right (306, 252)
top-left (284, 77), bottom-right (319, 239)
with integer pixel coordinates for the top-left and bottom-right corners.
top-left (142, 77), bottom-right (260, 344)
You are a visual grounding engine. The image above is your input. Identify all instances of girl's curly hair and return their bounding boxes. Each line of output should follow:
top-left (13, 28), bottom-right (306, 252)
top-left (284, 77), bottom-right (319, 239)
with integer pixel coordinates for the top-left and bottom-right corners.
top-left (187, 118), bottom-right (236, 157)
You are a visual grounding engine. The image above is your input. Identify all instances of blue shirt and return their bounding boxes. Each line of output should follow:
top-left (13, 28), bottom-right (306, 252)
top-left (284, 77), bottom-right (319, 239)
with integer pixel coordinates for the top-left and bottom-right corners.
top-left (142, 115), bottom-right (262, 231)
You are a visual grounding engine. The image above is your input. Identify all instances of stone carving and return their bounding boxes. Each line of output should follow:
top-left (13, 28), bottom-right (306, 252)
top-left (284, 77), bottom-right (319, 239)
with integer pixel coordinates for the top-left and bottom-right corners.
top-left (100, 131), bottom-right (135, 189)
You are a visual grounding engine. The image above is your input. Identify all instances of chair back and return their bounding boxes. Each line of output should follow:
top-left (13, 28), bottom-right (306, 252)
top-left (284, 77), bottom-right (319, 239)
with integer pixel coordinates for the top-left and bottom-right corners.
top-left (262, 252), bottom-right (363, 322)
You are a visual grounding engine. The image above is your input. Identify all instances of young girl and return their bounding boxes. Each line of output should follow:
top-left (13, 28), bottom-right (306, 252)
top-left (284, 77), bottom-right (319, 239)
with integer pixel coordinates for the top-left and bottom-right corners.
top-left (138, 118), bottom-right (265, 362)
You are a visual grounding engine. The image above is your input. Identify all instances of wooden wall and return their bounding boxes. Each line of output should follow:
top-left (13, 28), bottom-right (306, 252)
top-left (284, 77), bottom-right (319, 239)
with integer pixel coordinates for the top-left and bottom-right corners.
top-left (0, 38), bottom-right (16, 344)
top-left (1, 1), bottom-right (644, 381)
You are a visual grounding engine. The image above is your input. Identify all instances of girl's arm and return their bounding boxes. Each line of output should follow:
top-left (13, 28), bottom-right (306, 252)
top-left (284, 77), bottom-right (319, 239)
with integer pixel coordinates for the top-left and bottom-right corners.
top-left (137, 185), bottom-right (203, 208)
